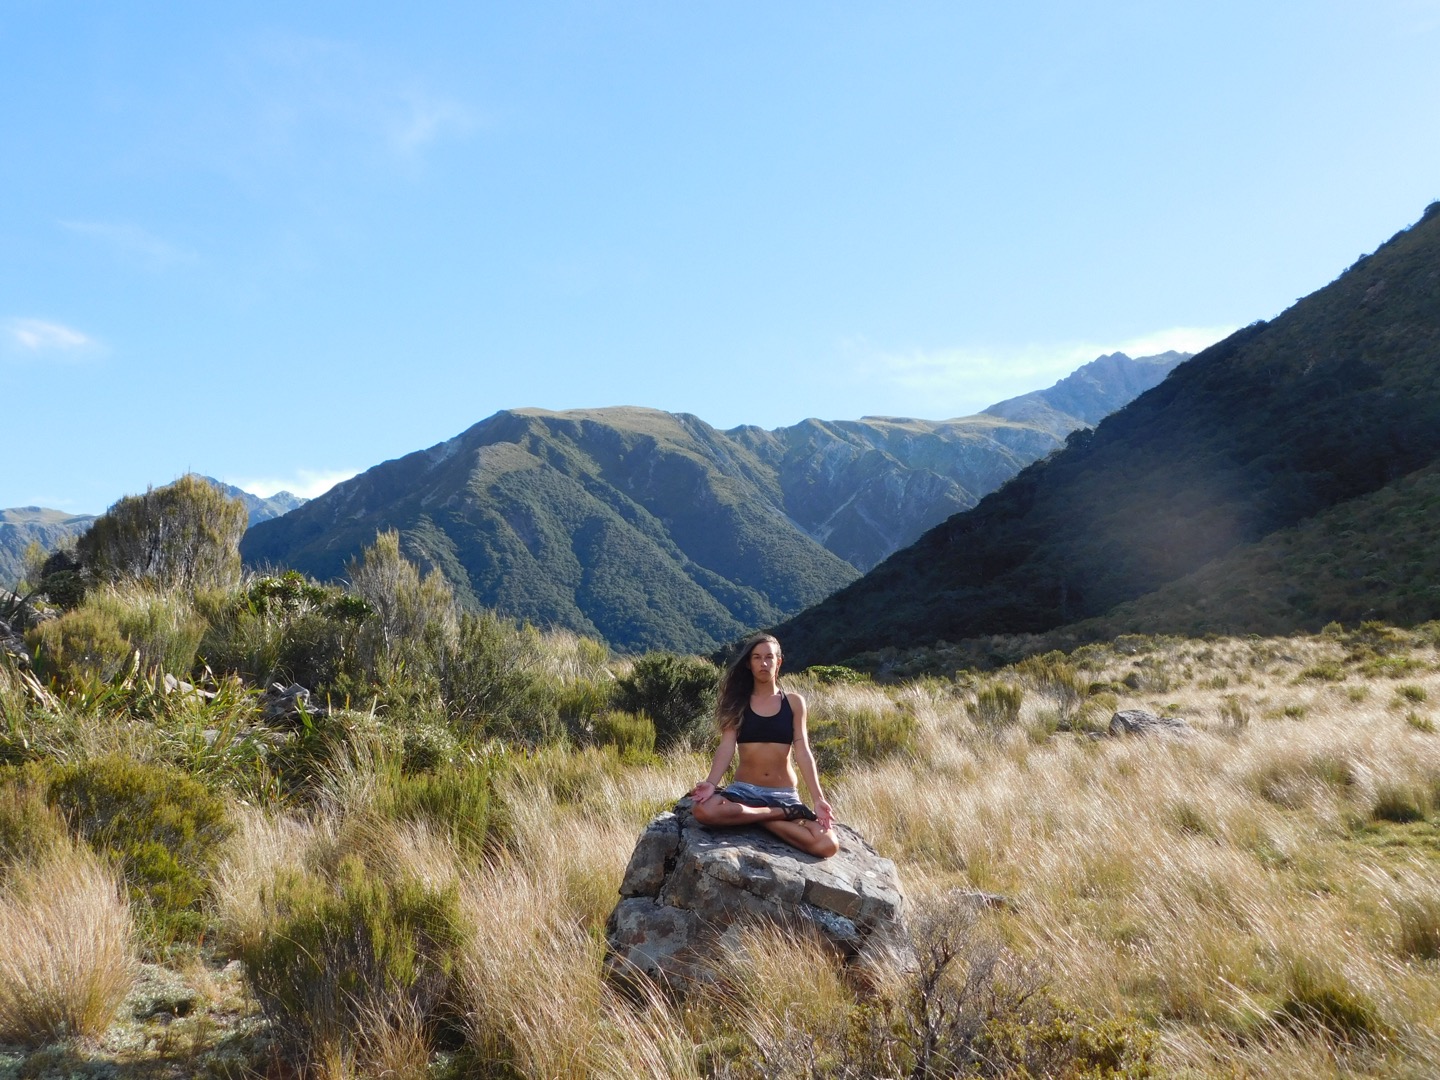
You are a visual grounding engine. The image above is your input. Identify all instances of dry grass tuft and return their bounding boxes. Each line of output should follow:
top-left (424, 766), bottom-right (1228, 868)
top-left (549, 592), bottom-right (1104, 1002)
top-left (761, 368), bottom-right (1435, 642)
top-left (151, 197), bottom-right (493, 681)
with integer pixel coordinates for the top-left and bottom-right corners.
top-left (0, 840), bottom-right (136, 1046)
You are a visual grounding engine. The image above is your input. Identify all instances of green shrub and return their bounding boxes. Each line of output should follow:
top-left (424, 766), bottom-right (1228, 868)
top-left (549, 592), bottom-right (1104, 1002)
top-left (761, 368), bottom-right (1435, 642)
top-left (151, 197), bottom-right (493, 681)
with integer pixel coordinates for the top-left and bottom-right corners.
top-left (1299, 661), bottom-right (1345, 682)
top-left (556, 676), bottom-right (616, 737)
top-left (401, 722), bottom-right (458, 774)
top-left (78, 474), bottom-right (246, 592)
top-left (349, 530), bottom-right (458, 682)
top-left (240, 855), bottom-right (466, 1071)
top-left (26, 606), bottom-right (133, 685)
top-left (1396, 893), bottom-right (1440, 960)
top-left (0, 768), bottom-right (69, 873)
top-left (967, 683), bottom-right (1023, 729)
top-left (591, 709), bottom-right (656, 762)
top-left (1406, 711), bottom-right (1436, 734)
top-left (46, 756), bottom-right (233, 945)
top-left (1277, 955), bottom-right (1392, 1043)
top-left (803, 665), bottom-right (870, 685)
top-left (1371, 781), bottom-right (1431, 824)
top-left (1014, 652), bottom-right (1087, 728)
top-left (613, 652), bottom-right (718, 750)
top-left (86, 586), bottom-right (208, 677)
top-left (440, 612), bottom-right (560, 745)
top-left (1397, 684), bottom-right (1428, 703)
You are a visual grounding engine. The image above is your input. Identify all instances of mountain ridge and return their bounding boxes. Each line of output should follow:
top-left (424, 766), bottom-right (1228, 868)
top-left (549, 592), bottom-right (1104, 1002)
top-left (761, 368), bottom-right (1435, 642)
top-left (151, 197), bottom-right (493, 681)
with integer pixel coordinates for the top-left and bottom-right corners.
top-left (240, 352), bottom-right (1184, 652)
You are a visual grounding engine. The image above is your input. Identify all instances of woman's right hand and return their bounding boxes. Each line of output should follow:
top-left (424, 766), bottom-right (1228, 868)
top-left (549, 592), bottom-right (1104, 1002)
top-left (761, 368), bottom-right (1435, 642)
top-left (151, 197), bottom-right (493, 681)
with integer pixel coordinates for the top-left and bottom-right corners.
top-left (691, 780), bottom-right (716, 800)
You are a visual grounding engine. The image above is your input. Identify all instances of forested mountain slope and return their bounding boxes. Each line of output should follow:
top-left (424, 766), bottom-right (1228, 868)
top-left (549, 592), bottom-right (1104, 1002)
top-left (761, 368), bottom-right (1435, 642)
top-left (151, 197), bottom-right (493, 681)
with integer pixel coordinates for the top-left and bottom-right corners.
top-left (775, 202), bottom-right (1440, 666)
top-left (242, 353), bottom-right (1180, 653)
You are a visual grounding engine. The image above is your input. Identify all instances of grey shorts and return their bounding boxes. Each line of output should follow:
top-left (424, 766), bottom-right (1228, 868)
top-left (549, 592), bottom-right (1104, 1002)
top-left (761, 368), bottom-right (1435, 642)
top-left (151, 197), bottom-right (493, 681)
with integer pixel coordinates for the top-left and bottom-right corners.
top-left (717, 781), bottom-right (805, 809)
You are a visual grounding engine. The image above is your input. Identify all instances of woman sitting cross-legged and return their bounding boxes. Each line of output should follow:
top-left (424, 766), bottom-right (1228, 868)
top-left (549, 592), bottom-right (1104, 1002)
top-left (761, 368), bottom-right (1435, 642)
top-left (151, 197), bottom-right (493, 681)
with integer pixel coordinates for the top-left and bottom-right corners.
top-left (689, 633), bottom-right (840, 859)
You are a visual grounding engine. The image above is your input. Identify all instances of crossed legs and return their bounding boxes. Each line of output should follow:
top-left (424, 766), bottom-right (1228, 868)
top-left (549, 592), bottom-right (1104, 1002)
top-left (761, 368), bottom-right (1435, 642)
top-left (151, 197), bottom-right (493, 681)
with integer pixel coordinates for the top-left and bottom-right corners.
top-left (691, 794), bottom-right (840, 858)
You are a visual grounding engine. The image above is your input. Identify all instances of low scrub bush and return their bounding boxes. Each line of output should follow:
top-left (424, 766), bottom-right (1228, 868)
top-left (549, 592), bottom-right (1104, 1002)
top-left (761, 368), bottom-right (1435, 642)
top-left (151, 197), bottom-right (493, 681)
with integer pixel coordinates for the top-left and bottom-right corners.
top-left (1277, 954), bottom-right (1392, 1044)
top-left (557, 676), bottom-right (617, 737)
top-left (592, 709), bottom-right (657, 762)
top-left (1014, 652), bottom-right (1087, 728)
top-left (1370, 780), bottom-right (1431, 823)
top-left (614, 652), bottom-right (718, 750)
top-left (0, 768), bottom-right (69, 871)
top-left (239, 854), bottom-right (466, 1071)
top-left (85, 586), bottom-right (207, 679)
top-left (373, 762), bottom-right (495, 865)
top-left (967, 683), bottom-right (1023, 729)
top-left (1299, 661), bottom-right (1345, 682)
top-left (1395, 893), bottom-right (1440, 960)
top-left (26, 605), bottom-right (133, 685)
top-left (0, 841), bottom-right (135, 1046)
top-left (441, 612), bottom-right (560, 745)
top-left (47, 755), bottom-right (234, 945)
top-left (810, 701), bottom-right (918, 774)
top-left (196, 572), bottom-right (371, 690)
top-left (804, 664), bottom-right (870, 685)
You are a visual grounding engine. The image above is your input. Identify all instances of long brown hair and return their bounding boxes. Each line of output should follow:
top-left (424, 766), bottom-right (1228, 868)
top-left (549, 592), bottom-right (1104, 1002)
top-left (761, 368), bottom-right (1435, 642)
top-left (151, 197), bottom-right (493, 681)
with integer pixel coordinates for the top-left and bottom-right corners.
top-left (716, 633), bottom-right (782, 733)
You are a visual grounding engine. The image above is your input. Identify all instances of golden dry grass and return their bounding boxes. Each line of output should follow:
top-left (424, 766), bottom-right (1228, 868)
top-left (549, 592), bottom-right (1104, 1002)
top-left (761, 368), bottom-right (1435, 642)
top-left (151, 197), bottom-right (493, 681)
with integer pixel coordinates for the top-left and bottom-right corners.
top-left (26, 628), bottom-right (1440, 1077)
top-left (0, 839), bottom-right (136, 1046)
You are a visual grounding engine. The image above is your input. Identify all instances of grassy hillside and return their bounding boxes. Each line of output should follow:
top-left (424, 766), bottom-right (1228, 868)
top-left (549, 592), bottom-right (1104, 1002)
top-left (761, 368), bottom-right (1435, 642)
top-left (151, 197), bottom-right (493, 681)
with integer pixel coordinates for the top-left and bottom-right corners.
top-left (776, 203), bottom-right (1440, 666)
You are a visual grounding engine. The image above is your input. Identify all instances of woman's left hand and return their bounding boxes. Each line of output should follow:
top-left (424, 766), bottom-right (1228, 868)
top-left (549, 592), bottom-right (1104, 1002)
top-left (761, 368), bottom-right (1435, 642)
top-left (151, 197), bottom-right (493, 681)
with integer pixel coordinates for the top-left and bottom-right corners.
top-left (816, 798), bottom-right (834, 831)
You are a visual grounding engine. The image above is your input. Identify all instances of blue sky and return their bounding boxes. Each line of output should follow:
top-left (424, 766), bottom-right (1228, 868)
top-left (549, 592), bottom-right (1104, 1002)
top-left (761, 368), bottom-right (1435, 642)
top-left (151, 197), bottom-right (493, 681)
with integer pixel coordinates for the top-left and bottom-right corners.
top-left (4, 2), bottom-right (1439, 513)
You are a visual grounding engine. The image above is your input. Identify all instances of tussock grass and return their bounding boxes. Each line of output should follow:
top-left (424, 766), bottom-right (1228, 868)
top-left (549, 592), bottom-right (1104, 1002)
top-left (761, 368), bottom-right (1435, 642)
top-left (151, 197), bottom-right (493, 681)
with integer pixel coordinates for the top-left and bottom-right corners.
top-left (0, 840), bottom-right (135, 1045)
top-left (12, 624), bottom-right (1440, 1076)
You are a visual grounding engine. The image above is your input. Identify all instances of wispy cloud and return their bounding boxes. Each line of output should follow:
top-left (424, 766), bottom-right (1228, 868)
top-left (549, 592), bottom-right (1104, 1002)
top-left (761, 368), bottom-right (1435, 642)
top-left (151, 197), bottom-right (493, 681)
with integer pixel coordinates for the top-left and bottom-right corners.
top-left (850, 325), bottom-right (1236, 416)
top-left (3, 318), bottom-right (103, 360)
top-left (61, 220), bottom-right (198, 269)
top-left (387, 87), bottom-right (474, 157)
top-left (236, 35), bottom-right (478, 167)
top-left (224, 468), bottom-right (358, 500)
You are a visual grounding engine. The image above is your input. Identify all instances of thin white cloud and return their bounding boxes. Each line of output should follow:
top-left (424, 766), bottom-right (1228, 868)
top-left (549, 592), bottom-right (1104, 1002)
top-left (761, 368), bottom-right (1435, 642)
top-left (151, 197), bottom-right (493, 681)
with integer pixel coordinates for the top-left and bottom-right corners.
top-left (4, 318), bottom-right (102, 359)
top-left (849, 325), bottom-right (1236, 416)
top-left (237, 35), bottom-right (477, 167)
top-left (61, 220), bottom-right (198, 269)
top-left (388, 88), bottom-right (474, 156)
top-left (224, 468), bottom-right (359, 500)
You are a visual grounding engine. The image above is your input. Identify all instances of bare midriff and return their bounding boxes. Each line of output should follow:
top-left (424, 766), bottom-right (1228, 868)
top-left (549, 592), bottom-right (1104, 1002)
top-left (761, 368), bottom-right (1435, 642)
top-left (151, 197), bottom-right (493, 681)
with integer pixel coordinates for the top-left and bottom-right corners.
top-left (733, 742), bottom-right (797, 788)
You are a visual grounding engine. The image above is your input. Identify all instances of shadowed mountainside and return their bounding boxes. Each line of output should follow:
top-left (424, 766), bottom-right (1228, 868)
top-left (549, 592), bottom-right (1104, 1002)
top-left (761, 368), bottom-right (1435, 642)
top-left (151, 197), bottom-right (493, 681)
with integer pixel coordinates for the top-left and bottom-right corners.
top-left (774, 202), bottom-right (1440, 666)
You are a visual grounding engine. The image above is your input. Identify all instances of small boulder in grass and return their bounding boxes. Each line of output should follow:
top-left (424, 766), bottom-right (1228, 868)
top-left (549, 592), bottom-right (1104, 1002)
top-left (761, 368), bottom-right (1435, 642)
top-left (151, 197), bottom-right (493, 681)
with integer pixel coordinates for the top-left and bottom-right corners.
top-left (605, 797), bottom-right (912, 991)
top-left (1108, 708), bottom-right (1193, 738)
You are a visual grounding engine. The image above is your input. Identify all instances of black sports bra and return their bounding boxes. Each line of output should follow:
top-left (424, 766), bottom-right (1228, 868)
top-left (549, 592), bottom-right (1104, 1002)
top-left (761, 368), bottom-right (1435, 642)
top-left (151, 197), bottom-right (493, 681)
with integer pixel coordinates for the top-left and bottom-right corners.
top-left (736, 694), bottom-right (794, 744)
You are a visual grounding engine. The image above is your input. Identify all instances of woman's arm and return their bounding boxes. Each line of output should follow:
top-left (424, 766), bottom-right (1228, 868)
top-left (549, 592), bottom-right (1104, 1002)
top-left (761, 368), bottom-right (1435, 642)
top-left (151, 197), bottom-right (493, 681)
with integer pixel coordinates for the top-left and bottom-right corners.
top-left (788, 693), bottom-right (833, 830)
top-left (690, 728), bottom-right (738, 801)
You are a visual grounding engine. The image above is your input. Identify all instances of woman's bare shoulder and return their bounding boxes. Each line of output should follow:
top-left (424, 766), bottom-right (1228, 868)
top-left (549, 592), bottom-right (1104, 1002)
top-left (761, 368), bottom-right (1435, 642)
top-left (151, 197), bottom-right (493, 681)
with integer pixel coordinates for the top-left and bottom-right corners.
top-left (784, 689), bottom-right (808, 710)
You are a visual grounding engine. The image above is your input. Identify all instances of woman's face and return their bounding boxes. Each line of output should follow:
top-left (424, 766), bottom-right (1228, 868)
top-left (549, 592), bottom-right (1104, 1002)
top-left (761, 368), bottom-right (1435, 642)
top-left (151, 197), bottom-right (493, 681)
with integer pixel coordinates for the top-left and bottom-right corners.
top-left (748, 640), bottom-right (781, 684)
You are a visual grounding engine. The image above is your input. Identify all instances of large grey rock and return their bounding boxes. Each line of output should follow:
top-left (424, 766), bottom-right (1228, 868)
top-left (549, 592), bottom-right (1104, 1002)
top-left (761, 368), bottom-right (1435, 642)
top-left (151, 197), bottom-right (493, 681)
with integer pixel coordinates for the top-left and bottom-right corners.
top-left (605, 798), bottom-right (910, 989)
top-left (1108, 708), bottom-right (1193, 738)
